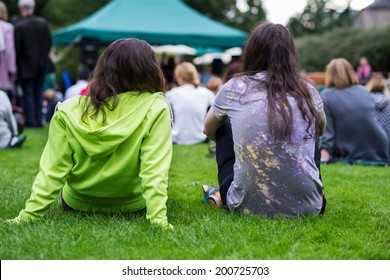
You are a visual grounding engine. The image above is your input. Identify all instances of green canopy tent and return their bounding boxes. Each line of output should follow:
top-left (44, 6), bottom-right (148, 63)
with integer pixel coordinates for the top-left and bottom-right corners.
top-left (53, 0), bottom-right (247, 49)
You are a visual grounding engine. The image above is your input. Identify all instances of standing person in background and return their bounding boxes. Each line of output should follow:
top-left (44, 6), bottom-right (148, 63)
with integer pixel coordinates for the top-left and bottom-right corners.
top-left (0, 1), bottom-right (16, 102)
top-left (165, 62), bottom-right (215, 145)
top-left (14, 0), bottom-right (52, 128)
top-left (356, 57), bottom-right (372, 85)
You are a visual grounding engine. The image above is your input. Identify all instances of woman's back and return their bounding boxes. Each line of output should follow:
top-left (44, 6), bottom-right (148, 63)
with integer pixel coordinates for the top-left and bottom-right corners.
top-left (321, 85), bottom-right (389, 161)
top-left (166, 84), bottom-right (214, 144)
top-left (213, 73), bottom-right (324, 217)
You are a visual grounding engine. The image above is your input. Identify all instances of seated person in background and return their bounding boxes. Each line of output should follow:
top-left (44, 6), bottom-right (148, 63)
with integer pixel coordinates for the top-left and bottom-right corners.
top-left (222, 61), bottom-right (241, 84)
top-left (206, 75), bottom-right (222, 95)
top-left (64, 68), bottom-right (90, 100)
top-left (206, 76), bottom-right (223, 157)
top-left (44, 88), bottom-right (63, 122)
top-left (320, 58), bottom-right (389, 163)
top-left (356, 56), bottom-right (372, 85)
top-left (165, 62), bottom-right (215, 145)
top-left (0, 90), bottom-right (26, 148)
top-left (366, 74), bottom-right (390, 144)
top-left (386, 72), bottom-right (390, 88)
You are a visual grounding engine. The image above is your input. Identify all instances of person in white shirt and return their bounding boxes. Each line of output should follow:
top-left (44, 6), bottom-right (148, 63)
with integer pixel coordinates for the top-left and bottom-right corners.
top-left (64, 68), bottom-right (90, 100)
top-left (165, 62), bottom-right (215, 145)
top-left (0, 90), bottom-right (26, 148)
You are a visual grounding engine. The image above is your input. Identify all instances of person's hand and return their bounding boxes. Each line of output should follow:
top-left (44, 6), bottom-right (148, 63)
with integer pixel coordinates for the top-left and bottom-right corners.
top-left (152, 220), bottom-right (174, 231)
top-left (159, 222), bottom-right (174, 231)
top-left (5, 216), bottom-right (22, 225)
top-left (320, 149), bottom-right (330, 163)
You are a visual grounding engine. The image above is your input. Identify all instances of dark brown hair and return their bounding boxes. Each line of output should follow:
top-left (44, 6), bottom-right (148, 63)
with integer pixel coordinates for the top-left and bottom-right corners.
top-left (82, 38), bottom-right (166, 122)
top-left (223, 61), bottom-right (241, 83)
top-left (241, 21), bottom-right (324, 140)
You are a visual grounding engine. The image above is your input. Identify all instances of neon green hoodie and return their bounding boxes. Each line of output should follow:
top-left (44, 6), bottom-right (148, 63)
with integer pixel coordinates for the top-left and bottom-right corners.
top-left (13, 91), bottom-right (172, 227)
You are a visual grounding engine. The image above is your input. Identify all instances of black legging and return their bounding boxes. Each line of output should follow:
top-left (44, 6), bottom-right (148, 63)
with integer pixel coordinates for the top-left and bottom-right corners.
top-left (215, 119), bottom-right (323, 207)
top-left (215, 119), bottom-right (235, 206)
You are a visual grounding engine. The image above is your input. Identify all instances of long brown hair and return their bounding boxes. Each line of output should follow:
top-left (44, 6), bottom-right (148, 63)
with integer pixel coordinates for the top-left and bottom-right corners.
top-left (82, 38), bottom-right (166, 123)
top-left (241, 21), bottom-right (324, 140)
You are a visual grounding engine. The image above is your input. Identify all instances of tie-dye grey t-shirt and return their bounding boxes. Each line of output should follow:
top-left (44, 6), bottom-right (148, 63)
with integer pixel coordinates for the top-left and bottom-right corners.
top-left (213, 72), bottom-right (325, 217)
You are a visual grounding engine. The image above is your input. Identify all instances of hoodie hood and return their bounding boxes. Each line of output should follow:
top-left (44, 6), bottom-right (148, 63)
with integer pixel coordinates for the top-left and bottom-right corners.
top-left (57, 92), bottom-right (164, 158)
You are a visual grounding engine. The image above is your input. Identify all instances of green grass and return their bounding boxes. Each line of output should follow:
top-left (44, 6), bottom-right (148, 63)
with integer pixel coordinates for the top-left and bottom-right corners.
top-left (0, 127), bottom-right (389, 260)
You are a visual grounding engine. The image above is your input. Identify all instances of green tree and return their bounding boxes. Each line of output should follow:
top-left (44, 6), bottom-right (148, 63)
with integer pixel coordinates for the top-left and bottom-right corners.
top-left (184, 0), bottom-right (266, 32)
top-left (295, 26), bottom-right (390, 74)
top-left (43, 0), bottom-right (110, 30)
top-left (287, 0), bottom-right (353, 37)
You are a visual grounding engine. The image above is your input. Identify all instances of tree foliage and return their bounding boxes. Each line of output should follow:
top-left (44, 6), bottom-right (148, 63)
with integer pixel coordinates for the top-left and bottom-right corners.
top-left (43, 0), bottom-right (111, 30)
top-left (287, 0), bottom-right (353, 38)
top-left (3, 0), bottom-right (265, 32)
top-left (296, 26), bottom-right (390, 74)
top-left (183, 0), bottom-right (266, 32)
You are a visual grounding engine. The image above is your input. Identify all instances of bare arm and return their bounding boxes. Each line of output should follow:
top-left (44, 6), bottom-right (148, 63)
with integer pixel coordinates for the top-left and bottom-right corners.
top-left (203, 107), bottom-right (225, 142)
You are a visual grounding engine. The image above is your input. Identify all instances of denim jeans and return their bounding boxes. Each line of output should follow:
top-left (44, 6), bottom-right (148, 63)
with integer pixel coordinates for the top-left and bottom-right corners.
top-left (20, 77), bottom-right (44, 127)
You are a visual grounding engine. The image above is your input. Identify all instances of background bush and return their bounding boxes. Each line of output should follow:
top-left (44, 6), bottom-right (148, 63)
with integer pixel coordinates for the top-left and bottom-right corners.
top-left (296, 26), bottom-right (390, 74)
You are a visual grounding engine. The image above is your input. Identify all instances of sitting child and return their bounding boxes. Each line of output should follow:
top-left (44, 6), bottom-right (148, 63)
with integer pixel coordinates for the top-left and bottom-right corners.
top-left (7, 39), bottom-right (173, 228)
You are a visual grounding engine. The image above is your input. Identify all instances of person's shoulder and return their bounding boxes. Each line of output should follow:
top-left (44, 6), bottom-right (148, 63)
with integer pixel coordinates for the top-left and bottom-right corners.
top-left (59, 95), bottom-right (85, 111)
top-left (144, 93), bottom-right (172, 121)
top-left (0, 20), bottom-right (13, 30)
top-left (219, 75), bottom-right (246, 95)
top-left (304, 81), bottom-right (323, 101)
top-left (370, 92), bottom-right (389, 101)
top-left (165, 86), bottom-right (181, 96)
top-left (197, 86), bottom-right (215, 96)
top-left (304, 81), bottom-right (317, 92)
top-left (0, 90), bottom-right (9, 101)
top-left (148, 92), bottom-right (170, 110)
top-left (16, 16), bottom-right (48, 27)
top-left (351, 84), bottom-right (369, 92)
top-left (26, 15), bottom-right (48, 24)
top-left (320, 87), bottom-right (335, 96)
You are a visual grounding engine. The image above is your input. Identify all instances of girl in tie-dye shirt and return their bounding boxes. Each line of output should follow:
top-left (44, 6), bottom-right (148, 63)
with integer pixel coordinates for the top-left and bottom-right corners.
top-left (203, 22), bottom-right (326, 217)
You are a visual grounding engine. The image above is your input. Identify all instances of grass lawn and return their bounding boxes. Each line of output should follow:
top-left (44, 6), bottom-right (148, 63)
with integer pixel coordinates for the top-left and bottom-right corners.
top-left (0, 126), bottom-right (389, 260)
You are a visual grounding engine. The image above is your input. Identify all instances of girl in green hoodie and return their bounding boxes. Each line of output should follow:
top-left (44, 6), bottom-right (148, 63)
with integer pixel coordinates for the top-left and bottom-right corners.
top-left (8, 39), bottom-right (173, 228)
